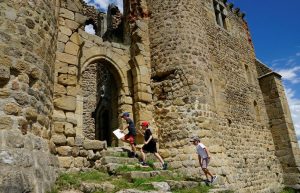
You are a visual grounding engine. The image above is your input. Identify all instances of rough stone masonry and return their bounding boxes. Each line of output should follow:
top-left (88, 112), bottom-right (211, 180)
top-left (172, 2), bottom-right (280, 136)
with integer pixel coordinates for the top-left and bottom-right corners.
top-left (0, 0), bottom-right (299, 192)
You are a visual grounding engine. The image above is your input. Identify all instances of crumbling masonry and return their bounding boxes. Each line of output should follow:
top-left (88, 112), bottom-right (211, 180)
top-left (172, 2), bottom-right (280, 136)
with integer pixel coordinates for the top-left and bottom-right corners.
top-left (0, 0), bottom-right (299, 192)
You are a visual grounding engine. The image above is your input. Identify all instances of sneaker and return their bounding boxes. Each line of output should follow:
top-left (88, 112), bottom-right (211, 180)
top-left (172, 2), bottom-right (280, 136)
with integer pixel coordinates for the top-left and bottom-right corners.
top-left (211, 175), bottom-right (218, 183)
top-left (140, 162), bottom-right (149, 167)
top-left (162, 162), bottom-right (168, 170)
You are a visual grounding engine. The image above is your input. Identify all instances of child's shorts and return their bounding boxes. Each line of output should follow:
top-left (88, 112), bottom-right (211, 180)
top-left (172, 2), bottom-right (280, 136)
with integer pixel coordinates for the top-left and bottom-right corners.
top-left (124, 134), bottom-right (135, 145)
top-left (142, 142), bottom-right (157, 153)
top-left (201, 158), bottom-right (210, 169)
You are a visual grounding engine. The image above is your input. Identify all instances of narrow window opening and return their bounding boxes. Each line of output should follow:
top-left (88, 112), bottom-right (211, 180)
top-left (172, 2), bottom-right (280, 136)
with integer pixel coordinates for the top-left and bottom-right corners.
top-left (254, 100), bottom-right (261, 122)
top-left (209, 78), bottom-right (216, 106)
top-left (213, 0), bottom-right (227, 29)
top-left (245, 64), bottom-right (252, 84)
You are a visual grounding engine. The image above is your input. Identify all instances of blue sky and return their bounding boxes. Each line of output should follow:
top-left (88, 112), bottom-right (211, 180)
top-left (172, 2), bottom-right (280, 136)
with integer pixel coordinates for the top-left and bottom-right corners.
top-left (231, 0), bottom-right (300, 145)
top-left (84, 0), bottom-right (300, 145)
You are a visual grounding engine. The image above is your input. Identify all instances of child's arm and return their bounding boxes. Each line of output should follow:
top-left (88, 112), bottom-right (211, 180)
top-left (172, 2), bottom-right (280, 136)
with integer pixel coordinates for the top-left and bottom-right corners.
top-left (144, 135), bottom-right (152, 144)
top-left (204, 148), bottom-right (210, 159)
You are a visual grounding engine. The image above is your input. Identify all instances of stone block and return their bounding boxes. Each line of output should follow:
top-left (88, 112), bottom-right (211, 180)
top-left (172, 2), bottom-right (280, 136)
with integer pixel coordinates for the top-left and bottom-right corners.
top-left (68, 66), bottom-right (78, 75)
top-left (151, 182), bottom-right (170, 192)
top-left (56, 146), bottom-right (72, 156)
top-left (67, 86), bottom-right (78, 97)
top-left (58, 32), bottom-right (69, 43)
top-left (24, 107), bottom-right (38, 121)
top-left (6, 131), bottom-right (24, 148)
top-left (53, 109), bottom-right (66, 122)
top-left (65, 19), bottom-right (79, 30)
top-left (54, 96), bottom-right (76, 111)
top-left (70, 32), bottom-right (81, 45)
top-left (74, 157), bottom-right (84, 167)
top-left (0, 116), bottom-right (13, 130)
top-left (54, 84), bottom-right (67, 95)
top-left (56, 52), bottom-right (78, 65)
top-left (0, 65), bottom-right (10, 83)
top-left (71, 146), bottom-right (80, 157)
top-left (57, 41), bottom-right (65, 52)
top-left (58, 156), bottom-right (73, 168)
top-left (0, 88), bottom-right (10, 99)
top-left (60, 8), bottom-right (74, 20)
top-left (51, 134), bottom-right (67, 145)
top-left (75, 135), bottom-right (84, 146)
top-left (59, 26), bottom-right (72, 36)
top-left (65, 41), bottom-right (79, 56)
top-left (55, 61), bottom-right (68, 73)
top-left (83, 140), bottom-right (106, 150)
top-left (3, 103), bottom-right (21, 115)
top-left (13, 92), bottom-right (29, 105)
top-left (58, 74), bottom-right (77, 86)
top-left (65, 122), bottom-right (76, 137)
top-left (67, 137), bottom-right (75, 146)
top-left (53, 122), bottom-right (65, 133)
top-left (75, 13), bottom-right (87, 24)
top-left (136, 92), bottom-right (152, 103)
top-left (66, 112), bottom-right (77, 125)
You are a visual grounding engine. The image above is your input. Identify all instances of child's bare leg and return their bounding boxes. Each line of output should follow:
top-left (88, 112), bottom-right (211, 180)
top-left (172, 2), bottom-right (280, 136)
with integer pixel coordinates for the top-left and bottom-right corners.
top-left (130, 143), bottom-right (136, 153)
top-left (202, 168), bottom-right (208, 180)
top-left (203, 168), bottom-right (213, 180)
top-left (154, 152), bottom-right (164, 165)
top-left (140, 149), bottom-right (146, 162)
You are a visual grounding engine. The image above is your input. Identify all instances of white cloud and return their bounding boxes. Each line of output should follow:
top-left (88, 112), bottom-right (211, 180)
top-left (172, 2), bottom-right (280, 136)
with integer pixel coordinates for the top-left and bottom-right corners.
top-left (85, 24), bottom-right (96, 34)
top-left (84, 0), bottom-right (123, 13)
top-left (276, 66), bottom-right (300, 84)
top-left (286, 88), bottom-right (300, 147)
top-left (296, 52), bottom-right (300, 57)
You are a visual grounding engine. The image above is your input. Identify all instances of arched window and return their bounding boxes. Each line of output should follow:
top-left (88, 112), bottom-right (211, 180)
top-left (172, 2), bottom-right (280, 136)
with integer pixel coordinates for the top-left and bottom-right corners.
top-left (84, 18), bottom-right (97, 35)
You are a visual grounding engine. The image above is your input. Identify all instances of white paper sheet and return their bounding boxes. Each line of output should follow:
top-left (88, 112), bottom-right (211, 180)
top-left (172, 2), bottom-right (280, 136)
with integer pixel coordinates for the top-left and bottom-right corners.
top-left (113, 129), bottom-right (125, 139)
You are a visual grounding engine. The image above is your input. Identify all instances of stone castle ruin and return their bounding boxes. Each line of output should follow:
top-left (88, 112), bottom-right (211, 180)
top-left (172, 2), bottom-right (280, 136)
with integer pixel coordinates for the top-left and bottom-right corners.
top-left (0, 0), bottom-right (299, 192)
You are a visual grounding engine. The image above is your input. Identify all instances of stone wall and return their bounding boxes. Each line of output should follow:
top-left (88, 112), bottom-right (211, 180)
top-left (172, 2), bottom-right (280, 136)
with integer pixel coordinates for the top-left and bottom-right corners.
top-left (52, 0), bottom-right (136, 169)
top-left (146, 0), bottom-right (299, 192)
top-left (0, 129), bottom-right (58, 193)
top-left (259, 72), bottom-right (300, 189)
top-left (0, 0), bottom-right (59, 192)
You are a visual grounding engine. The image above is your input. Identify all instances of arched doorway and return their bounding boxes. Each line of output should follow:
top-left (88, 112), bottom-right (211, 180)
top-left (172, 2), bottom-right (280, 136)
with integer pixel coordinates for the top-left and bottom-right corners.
top-left (82, 59), bottom-right (122, 146)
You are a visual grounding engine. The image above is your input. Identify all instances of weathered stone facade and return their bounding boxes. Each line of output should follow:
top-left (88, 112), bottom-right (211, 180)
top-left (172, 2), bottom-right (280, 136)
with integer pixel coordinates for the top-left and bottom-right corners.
top-left (0, 0), bottom-right (299, 192)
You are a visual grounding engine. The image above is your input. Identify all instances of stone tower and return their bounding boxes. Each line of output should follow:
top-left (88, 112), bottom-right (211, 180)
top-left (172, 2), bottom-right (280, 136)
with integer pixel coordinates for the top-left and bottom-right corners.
top-left (0, 0), bottom-right (59, 192)
top-left (0, 0), bottom-right (299, 192)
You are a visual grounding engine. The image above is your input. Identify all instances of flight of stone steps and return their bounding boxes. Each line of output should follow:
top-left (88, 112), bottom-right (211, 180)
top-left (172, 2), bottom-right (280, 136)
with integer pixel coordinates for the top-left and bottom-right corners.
top-left (57, 147), bottom-right (229, 193)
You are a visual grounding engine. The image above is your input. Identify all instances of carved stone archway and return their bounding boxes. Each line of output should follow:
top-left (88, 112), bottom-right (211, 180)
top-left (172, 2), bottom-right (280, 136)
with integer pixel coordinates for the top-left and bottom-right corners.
top-left (80, 52), bottom-right (133, 146)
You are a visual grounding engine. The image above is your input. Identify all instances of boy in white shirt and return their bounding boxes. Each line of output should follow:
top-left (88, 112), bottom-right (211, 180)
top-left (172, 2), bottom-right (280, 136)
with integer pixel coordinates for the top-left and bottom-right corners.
top-left (190, 136), bottom-right (217, 184)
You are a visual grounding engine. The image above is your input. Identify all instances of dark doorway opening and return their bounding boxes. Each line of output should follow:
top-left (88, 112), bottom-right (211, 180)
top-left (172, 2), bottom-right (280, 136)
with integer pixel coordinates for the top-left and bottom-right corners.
top-left (93, 62), bottom-right (119, 146)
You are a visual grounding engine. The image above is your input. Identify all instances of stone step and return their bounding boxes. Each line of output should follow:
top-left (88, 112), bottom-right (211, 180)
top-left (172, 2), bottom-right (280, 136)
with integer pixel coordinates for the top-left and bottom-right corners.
top-left (101, 156), bottom-right (139, 165)
top-left (208, 188), bottom-right (232, 193)
top-left (99, 163), bottom-right (138, 174)
top-left (122, 170), bottom-right (175, 182)
top-left (101, 150), bottom-right (130, 158)
top-left (165, 180), bottom-right (201, 190)
top-left (80, 182), bottom-right (115, 193)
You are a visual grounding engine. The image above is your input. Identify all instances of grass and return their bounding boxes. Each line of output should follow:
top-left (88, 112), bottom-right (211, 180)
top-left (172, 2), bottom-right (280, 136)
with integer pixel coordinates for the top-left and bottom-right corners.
top-left (280, 187), bottom-right (297, 193)
top-left (48, 170), bottom-right (110, 193)
top-left (115, 164), bottom-right (154, 173)
top-left (48, 167), bottom-right (210, 193)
